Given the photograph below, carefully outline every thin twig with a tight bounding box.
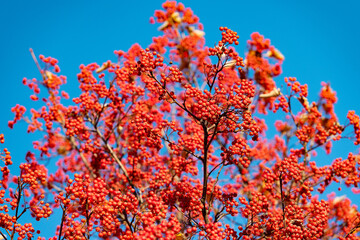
[58,204,67,240]
[279,173,286,229]
[29,48,44,79]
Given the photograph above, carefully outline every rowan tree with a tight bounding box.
[1,1,360,239]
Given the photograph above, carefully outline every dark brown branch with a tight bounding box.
[58,204,67,240]
[279,173,286,229]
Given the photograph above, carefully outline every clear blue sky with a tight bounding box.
[1,0,360,238]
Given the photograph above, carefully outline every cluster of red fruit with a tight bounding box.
[0,1,359,239]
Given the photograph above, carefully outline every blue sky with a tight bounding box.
[1,0,360,238]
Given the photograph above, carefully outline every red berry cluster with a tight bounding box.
[199,222,224,240]
[319,82,337,119]
[136,214,181,240]
[13,222,37,239]
[149,166,171,190]
[274,95,289,113]
[1,147,12,167]
[162,178,202,215]
[4,1,360,239]
[278,150,304,182]
[331,153,360,187]
[73,92,102,113]
[221,136,251,167]
[240,110,261,140]
[64,112,85,137]
[219,27,239,45]
[148,36,169,55]
[240,192,269,218]
[296,181,314,199]
[347,110,360,145]
[169,154,198,176]
[8,104,26,129]
[262,167,277,191]
[219,192,239,216]
[30,200,52,221]
[137,49,164,73]
[0,212,13,231]
[247,32,271,53]
[296,125,314,143]
[19,162,47,189]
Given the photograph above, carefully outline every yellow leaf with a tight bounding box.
[176,233,185,240]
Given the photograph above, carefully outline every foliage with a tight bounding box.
[1,1,360,239]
